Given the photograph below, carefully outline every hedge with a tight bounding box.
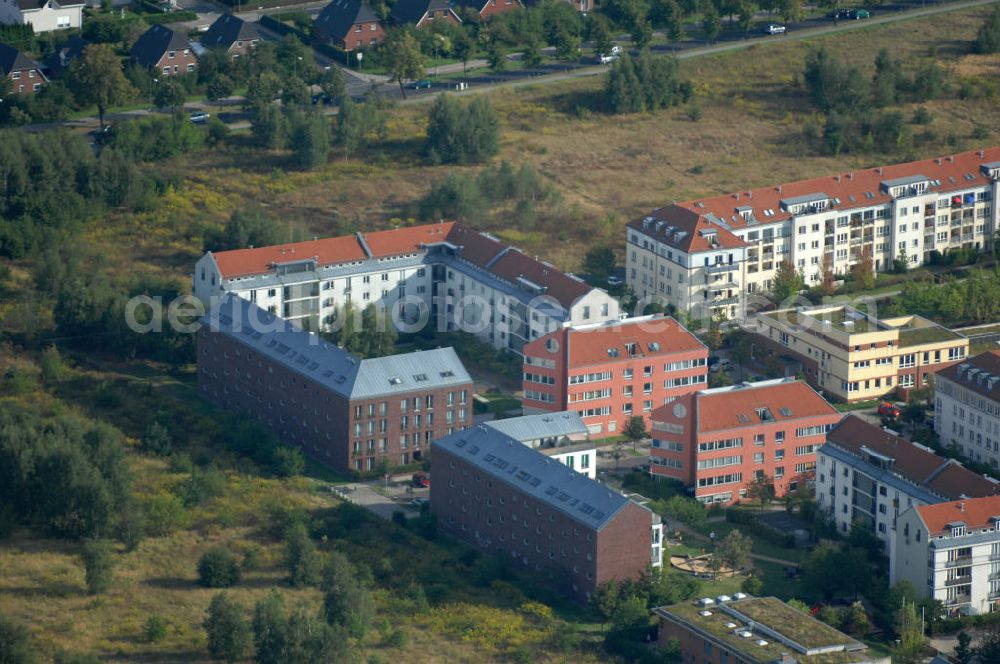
[258,14,308,40]
[144,11,198,24]
[725,509,796,548]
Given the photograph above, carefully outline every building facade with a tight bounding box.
[483,411,595,479]
[0,43,46,93]
[521,315,708,437]
[194,221,618,356]
[314,0,385,51]
[934,350,1000,469]
[750,305,968,403]
[431,424,662,601]
[199,14,262,59]
[892,496,1000,616]
[655,596,886,664]
[649,379,841,505]
[389,0,461,27]
[197,293,473,474]
[131,24,198,76]
[0,0,82,33]
[628,149,1000,319]
[816,416,1000,551]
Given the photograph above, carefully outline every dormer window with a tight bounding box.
[168,50,176,58]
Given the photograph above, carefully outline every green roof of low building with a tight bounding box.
[896,324,964,347]
[655,597,878,664]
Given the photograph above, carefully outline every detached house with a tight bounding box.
[0,0,83,33]
[314,0,384,52]
[200,14,262,59]
[0,42,46,94]
[452,0,521,20]
[131,24,197,76]
[42,34,86,78]
[390,0,460,28]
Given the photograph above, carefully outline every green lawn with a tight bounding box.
[692,520,805,563]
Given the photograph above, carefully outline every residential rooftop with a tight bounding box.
[761,307,964,346]
[433,425,655,531]
[483,411,588,443]
[936,350,1000,401]
[823,416,1000,501]
[202,293,471,399]
[656,597,873,663]
[916,495,1000,536]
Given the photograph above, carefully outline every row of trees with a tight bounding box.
[417,160,551,222]
[883,267,1000,326]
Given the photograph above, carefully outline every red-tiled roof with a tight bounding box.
[936,350,1000,402]
[674,148,1000,231]
[212,236,367,278]
[558,315,706,367]
[916,495,1000,535]
[692,380,839,433]
[826,416,1000,500]
[363,222,455,258]
[626,205,747,255]
[209,222,601,309]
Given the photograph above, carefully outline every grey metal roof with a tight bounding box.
[0,43,40,75]
[203,293,470,400]
[484,411,588,442]
[780,192,829,207]
[982,161,1000,171]
[390,0,454,23]
[315,0,380,41]
[817,443,945,506]
[200,14,262,51]
[434,425,641,531]
[881,174,929,188]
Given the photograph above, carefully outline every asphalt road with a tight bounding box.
[30,0,1000,134]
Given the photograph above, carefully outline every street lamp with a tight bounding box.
[356,50,363,71]
[149,77,158,106]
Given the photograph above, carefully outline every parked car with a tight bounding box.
[830,8,852,19]
[410,497,430,508]
[598,45,622,64]
[849,8,870,19]
[877,401,901,418]
[189,111,210,124]
[90,123,114,145]
[607,275,624,287]
[765,23,786,34]
[412,472,430,488]
[710,358,732,373]
[408,79,432,90]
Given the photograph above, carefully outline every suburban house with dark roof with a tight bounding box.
[431,424,662,601]
[0,42,46,93]
[198,293,473,474]
[751,304,968,403]
[628,148,1000,321]
[313,0,384,51]
[390,0,460,27]
[816,415,1000,551]
[42,34,86,77]
[934,350,1000,469]
[131,24,198,76]
[892,495,1000,616]
[650,378,841,505]
[0,0,82,33]
[193,221,619,356]
[199,14,262,59]
[452,0,521,19]
[522,314,708,437]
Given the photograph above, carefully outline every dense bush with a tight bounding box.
[974,5,1000,54]
[107,113,204,162]
[0,402,132,540]
[606,50,692,114]
[424,95,500,165]
[82,539,115,594]
[418,161,552,221]
[198,547,242,588]
[884,269,1000,326]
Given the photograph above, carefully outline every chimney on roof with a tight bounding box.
[748,191,752,200]
[960,501,965,512]
[979,150,985,158]
[735,192,740,200]
[876,167,883,175]
[835,175,841,182]
[777,185,782,194]
[948,155,954,163]
[936,158,942,165]
[848,172,854,181]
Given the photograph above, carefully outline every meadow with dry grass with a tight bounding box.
[2,6,999,662]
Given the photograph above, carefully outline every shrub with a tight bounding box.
[911,107,932,125]
[241,545,262,571]
[204,592,251,662]
[424,94,499,165]
[143,614,167,643]
[198,547,241,588]
[81,539,114,595]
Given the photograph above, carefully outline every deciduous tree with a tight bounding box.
[205,592,251,662]
[384,30,425,99]
[82,539,115,595]
[69,44,136,128]
[770,260,804,303]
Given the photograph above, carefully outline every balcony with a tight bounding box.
[945,594,972,606]
[706,263,740,274]
[945,556,973,568]
[710,296,741,307]
[945,575,972,586]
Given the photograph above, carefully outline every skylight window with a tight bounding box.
[413,373,428,382]
[440,370,455,378]
[388,376,402,385]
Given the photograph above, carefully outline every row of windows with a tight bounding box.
[698,472,743,488]
[524,372,555,385]
[697,455,741,470]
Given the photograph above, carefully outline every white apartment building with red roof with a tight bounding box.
[628,148,1000,320]
[650,378,842,505]
[892,495,1000,616]
[521,315,709,437]
[193,221,619,355]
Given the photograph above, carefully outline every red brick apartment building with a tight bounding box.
[522,315,709,437]
[198,293,473,474]
[431,424,663,601]
[649,379,842,505]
